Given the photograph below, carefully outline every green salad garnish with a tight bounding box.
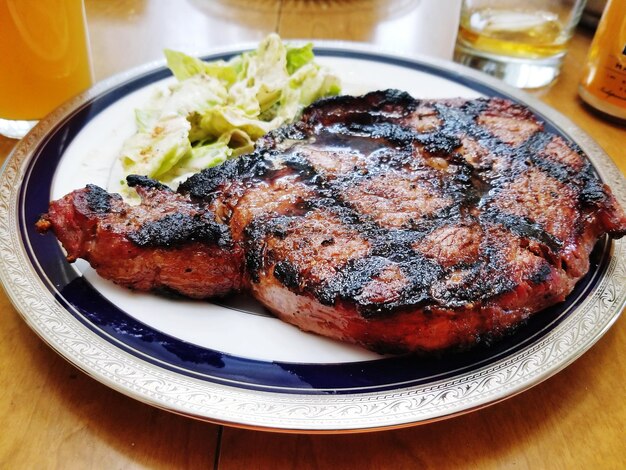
[119,33,341,190]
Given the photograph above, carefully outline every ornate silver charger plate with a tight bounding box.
[0,42,624,432]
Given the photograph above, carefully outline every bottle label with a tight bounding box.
[586,47,626,110]
[580,0,626,115]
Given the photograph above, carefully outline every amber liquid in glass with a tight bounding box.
[0,0,93,120]
[457,8,569,60]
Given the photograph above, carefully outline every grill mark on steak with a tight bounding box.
[85,184,118,214]
[233,94,620,317]
[481,208,563,253]
[128,212,231,248]
[232,135,467,313]
[135,93,616,310]
[37,89,626,353]
[127,174,171,191]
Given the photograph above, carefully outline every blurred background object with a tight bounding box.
[0,0,93,138]
[579,0,626,122]
[580,0,607,28]
[85,0,273,79]
[86,0,461,81]
[454,0,587,89]
[275,0,461,59]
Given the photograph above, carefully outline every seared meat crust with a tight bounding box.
[37,90,626,353]
[37,180,244,298]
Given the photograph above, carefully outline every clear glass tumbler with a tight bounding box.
[0,0,93,139]
[454,0,587,89]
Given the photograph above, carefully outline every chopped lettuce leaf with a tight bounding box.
[163,140,232,183]
[200,106,282,140]
[135,108,161,133]
[161,74,227,118]
[157,130,254,187]
[121,114,191,178]
[117,33,341,192]
[227,81,262,116]
[164,49,239,84]
[286,43,314,74]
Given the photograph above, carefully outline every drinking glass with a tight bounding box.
[0,0,93,139]
[454,0,587,88]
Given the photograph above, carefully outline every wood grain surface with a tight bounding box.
[0,1,624,469]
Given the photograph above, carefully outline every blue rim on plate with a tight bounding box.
[3,43,625,430]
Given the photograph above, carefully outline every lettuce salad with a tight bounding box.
[119,34,341,190]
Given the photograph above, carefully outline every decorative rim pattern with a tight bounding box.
[0,42,624,432]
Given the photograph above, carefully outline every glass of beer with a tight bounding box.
[0,0,93,139]
[454,0,587,88]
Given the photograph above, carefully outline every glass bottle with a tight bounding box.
[578,0,626,121]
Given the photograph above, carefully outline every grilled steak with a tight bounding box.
[37,89,626,354]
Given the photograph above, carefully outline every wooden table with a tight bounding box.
[1,1,624,468]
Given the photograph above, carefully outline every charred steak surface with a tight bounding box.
[37,90,626,354]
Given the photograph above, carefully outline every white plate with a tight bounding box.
[1,42,624,432]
